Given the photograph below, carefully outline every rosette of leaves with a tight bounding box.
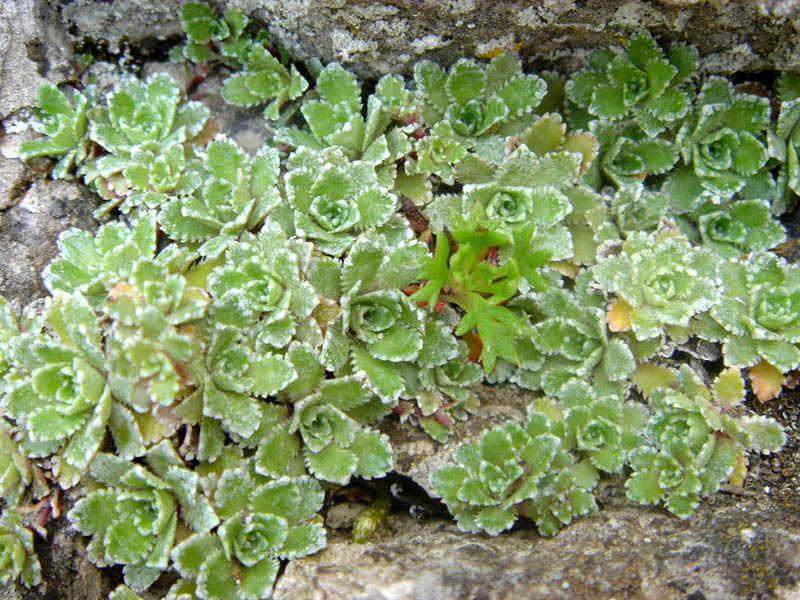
[510,287,636,397]
[68,442,218,592]
[431,410,597,536]
[171,2,251,64]
[314,234,428,403]
[773,72,800,214]
[592,226,719,342]
[207,220,319,350]
[626,364,785,516]
[0,509,41,588]
[546,379,646,473]
[81,73,209,214]
[595,124,679,189]
[172,474,325,600]
[407,53,547,185]
[103,256,208,413]
[606,184,670,239]
[238,343,392,485]
[394,336,483,442]
[414,52,546,143]
[219,42,308,120]
[281,147,399,256]
[18,82,94,179]
[411,226,546,373]
[691,199,785,258]
[276,64,414,177]
[694,252,800,400]
[566,32,698,134]
[516,112,598,176]
[673,76,771,198]
[2,292,112,487]
[43,211,163,309]
[160,136,281,252]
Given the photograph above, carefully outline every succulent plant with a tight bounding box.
[81,73,209,214]
[627,364,785,517]
[281,147,399,257]
[68,442,217,592]
[159,136,281,250]
[0,508,41,588]
[592,225,719,343]
[566,32,698,135]
[431,409,596,536]
[7,7,798,592]
[18,83,94,179]
[694,252,800,399]
[172,470,324,600]
[673,76,771,199]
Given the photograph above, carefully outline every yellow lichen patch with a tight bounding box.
[606,297,632,332]
[748,360,786,402]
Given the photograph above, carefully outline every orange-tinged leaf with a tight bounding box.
[630,362,676,397]
[748,360,786,402]
[606,298,632,332]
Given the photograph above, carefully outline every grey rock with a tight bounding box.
[0,178,96,311]
[276,502,800,600]
[57,0,184,54]
[0,0,72,119]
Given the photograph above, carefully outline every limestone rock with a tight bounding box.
[276,502,800,600]
[0,178,96,311]
[0,0,72,119]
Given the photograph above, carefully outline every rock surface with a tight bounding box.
[50,0,800,77]
[0,0,72,119]
[275,501,800,600]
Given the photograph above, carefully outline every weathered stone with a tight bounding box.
[0,0,72,119]
[0,178,96,311]
[58,0,184,54]
[276,502,800,600]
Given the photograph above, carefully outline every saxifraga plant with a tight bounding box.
[3,6,793,595]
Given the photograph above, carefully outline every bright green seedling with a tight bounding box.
[673,76,771,199]
[172,473,325,600]
[0,509,41,588]
[694,252,800,400]
[412,226,546,373]
[592,225,719,343]
[566,32,698,134]
[19,83,94,179]
[81,73,209,215]
[627,364,785,517]
[431,410,597,536]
